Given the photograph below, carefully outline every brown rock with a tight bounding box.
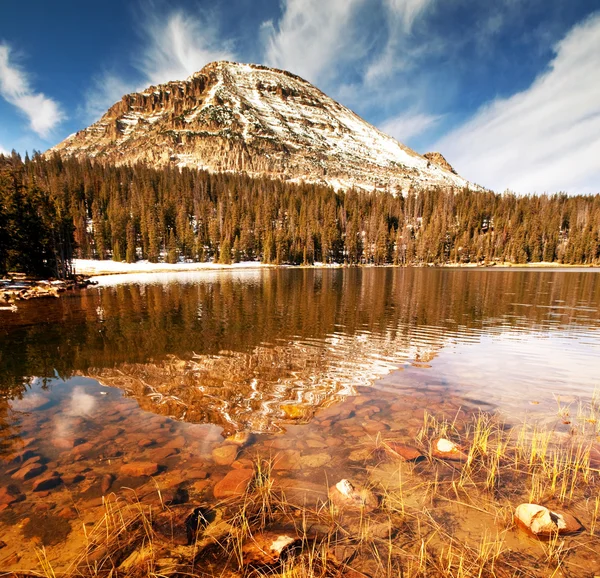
[101,473,115,494]
[213,469,254,499]
[212,444,238,466]
[58,506,78,520]
[382,442,424,462]
[300,453,331,468]
[272,450,302,470]
[232,458,254,470]
[362,421,389,434]
[150,448,176,461]
[54,437,77,450]
[120,462,159,477]
[72,441,95,455]
[62,473,85,485]
[0,485,24,505]
[191,480,209,493]
[32,475,63,492]
[6,449,36,464]
[11,462,46,481]
[165,435,186,449]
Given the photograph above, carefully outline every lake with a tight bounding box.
[1,267,600,573]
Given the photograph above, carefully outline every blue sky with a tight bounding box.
[1,0,599,194]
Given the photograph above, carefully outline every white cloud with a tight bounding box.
[365,0,434,82]
[436,12,600,194]
[0,43,65,138]
[262,0,366,85]
[0,144,7,156]
[380,110,441,141]
[84,9,234,121]
[136,10,234,85]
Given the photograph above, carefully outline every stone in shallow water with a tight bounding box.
[272,450,302,470]
[212,444,238,466]
[11,462,46,481]
[226,431,252,446]
[213,468,254,499]
[329,479,378,512]
[432,438,468,461]
[514,503,582,536]
[382,442,424,462]
[242,531,300,565]
[119,462,159,476]
[32,474,63,492]
[101,473,115,494]
[300,452,331,468]
[165,435,186,449]
[0,485,24,505]
[348,448,373,462]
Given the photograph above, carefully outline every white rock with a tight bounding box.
[436,439,458,453]
[515,503,582,536]
[336,479,355,497]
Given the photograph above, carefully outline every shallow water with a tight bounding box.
[1,268,600,570]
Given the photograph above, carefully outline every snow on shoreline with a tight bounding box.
[74,259,270,276]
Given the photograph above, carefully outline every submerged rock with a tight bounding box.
[431,438,468,461]
[242,531,301,565]
[329,479,378,511]
[120,461,159,476]
[515,503,582,536]
[0,485,24,505]
[32,474,63,492]
[11,462,46,481]
[213,468,254,499]
[212,444,238,466]
[382,441,424,462]
[226,431,253,447]
[101,473,115,494]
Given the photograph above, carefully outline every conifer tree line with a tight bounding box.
[0,153,74,277]
[1,150,600,275]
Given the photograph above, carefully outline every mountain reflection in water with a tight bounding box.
[1,268,600,433]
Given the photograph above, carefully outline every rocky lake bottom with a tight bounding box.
[1,268,600,576]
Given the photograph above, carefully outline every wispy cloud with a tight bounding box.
[261,0,367,85]
[365,0,434,82]
[84,9,234,122]
[436,12,600,194]
[0,43,65,138]
[380,110,441,141]
[0,144,8,156]
[136,10,234,86]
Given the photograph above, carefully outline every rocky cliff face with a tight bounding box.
[423,152,457,175]
[50,61,472,193]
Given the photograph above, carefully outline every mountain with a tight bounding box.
[49,61,473,193]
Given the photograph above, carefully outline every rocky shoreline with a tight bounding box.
[0,273,96,306]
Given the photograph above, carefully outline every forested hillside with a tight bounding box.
[1,151,599,274]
